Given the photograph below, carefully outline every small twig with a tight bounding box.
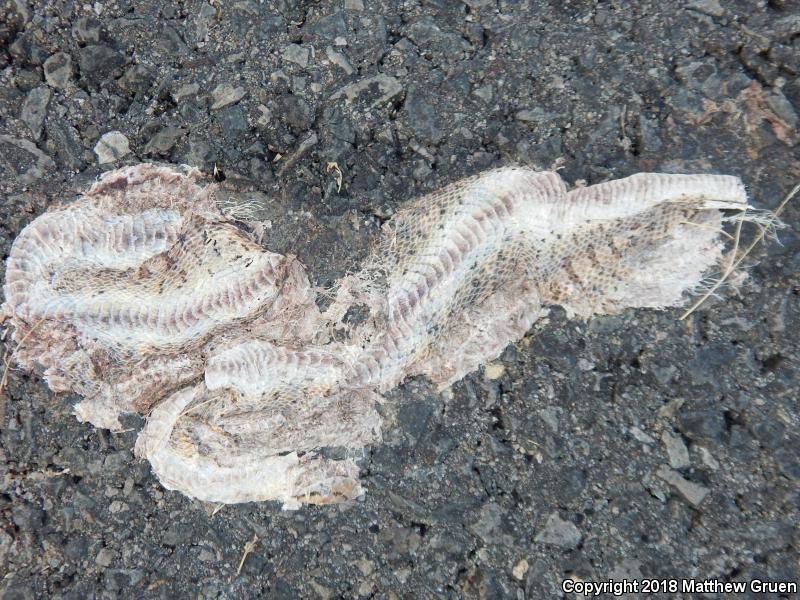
[680,182,799,320]
[8,467,71,481]
[0,353,10,396]
[236,534,259,575]
[1,315,47,423]
[1,316,47,395]
[13,316,48,348]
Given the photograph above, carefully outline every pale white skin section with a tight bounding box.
[5,201,286,351]
[2,164,320,430]
[4,165,752,506]
[205,341,345,397]
[135,381,379,507]
[562,172,747,223]
[135,385,319,508]
[556,173,748,313]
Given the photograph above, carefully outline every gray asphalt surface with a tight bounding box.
[0,1,798,598]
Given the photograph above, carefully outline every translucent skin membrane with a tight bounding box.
[3,164,750,508]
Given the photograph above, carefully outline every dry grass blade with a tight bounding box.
[1,316,47,424]
[0,316,47,395]
[680,182,800,320]
[236,534,259,575]
[0,351,10,397]
[680,220,736,241]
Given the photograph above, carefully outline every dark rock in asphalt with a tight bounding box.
[78,45,126,86]
[0,1,798,598]
[403,85,444,145]
[72,16,103,45]
[277,95,315,132]
[20,86,51,140]
[116,64,155,97]
[43,52,74,89]
[534,513,582,549]
[44,120,86,171]
[143,126,185,156]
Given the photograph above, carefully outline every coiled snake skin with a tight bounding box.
[2,163,751,508]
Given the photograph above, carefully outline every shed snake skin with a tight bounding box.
[2,163,752,507]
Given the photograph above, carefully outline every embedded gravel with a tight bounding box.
[1,1,798,598]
